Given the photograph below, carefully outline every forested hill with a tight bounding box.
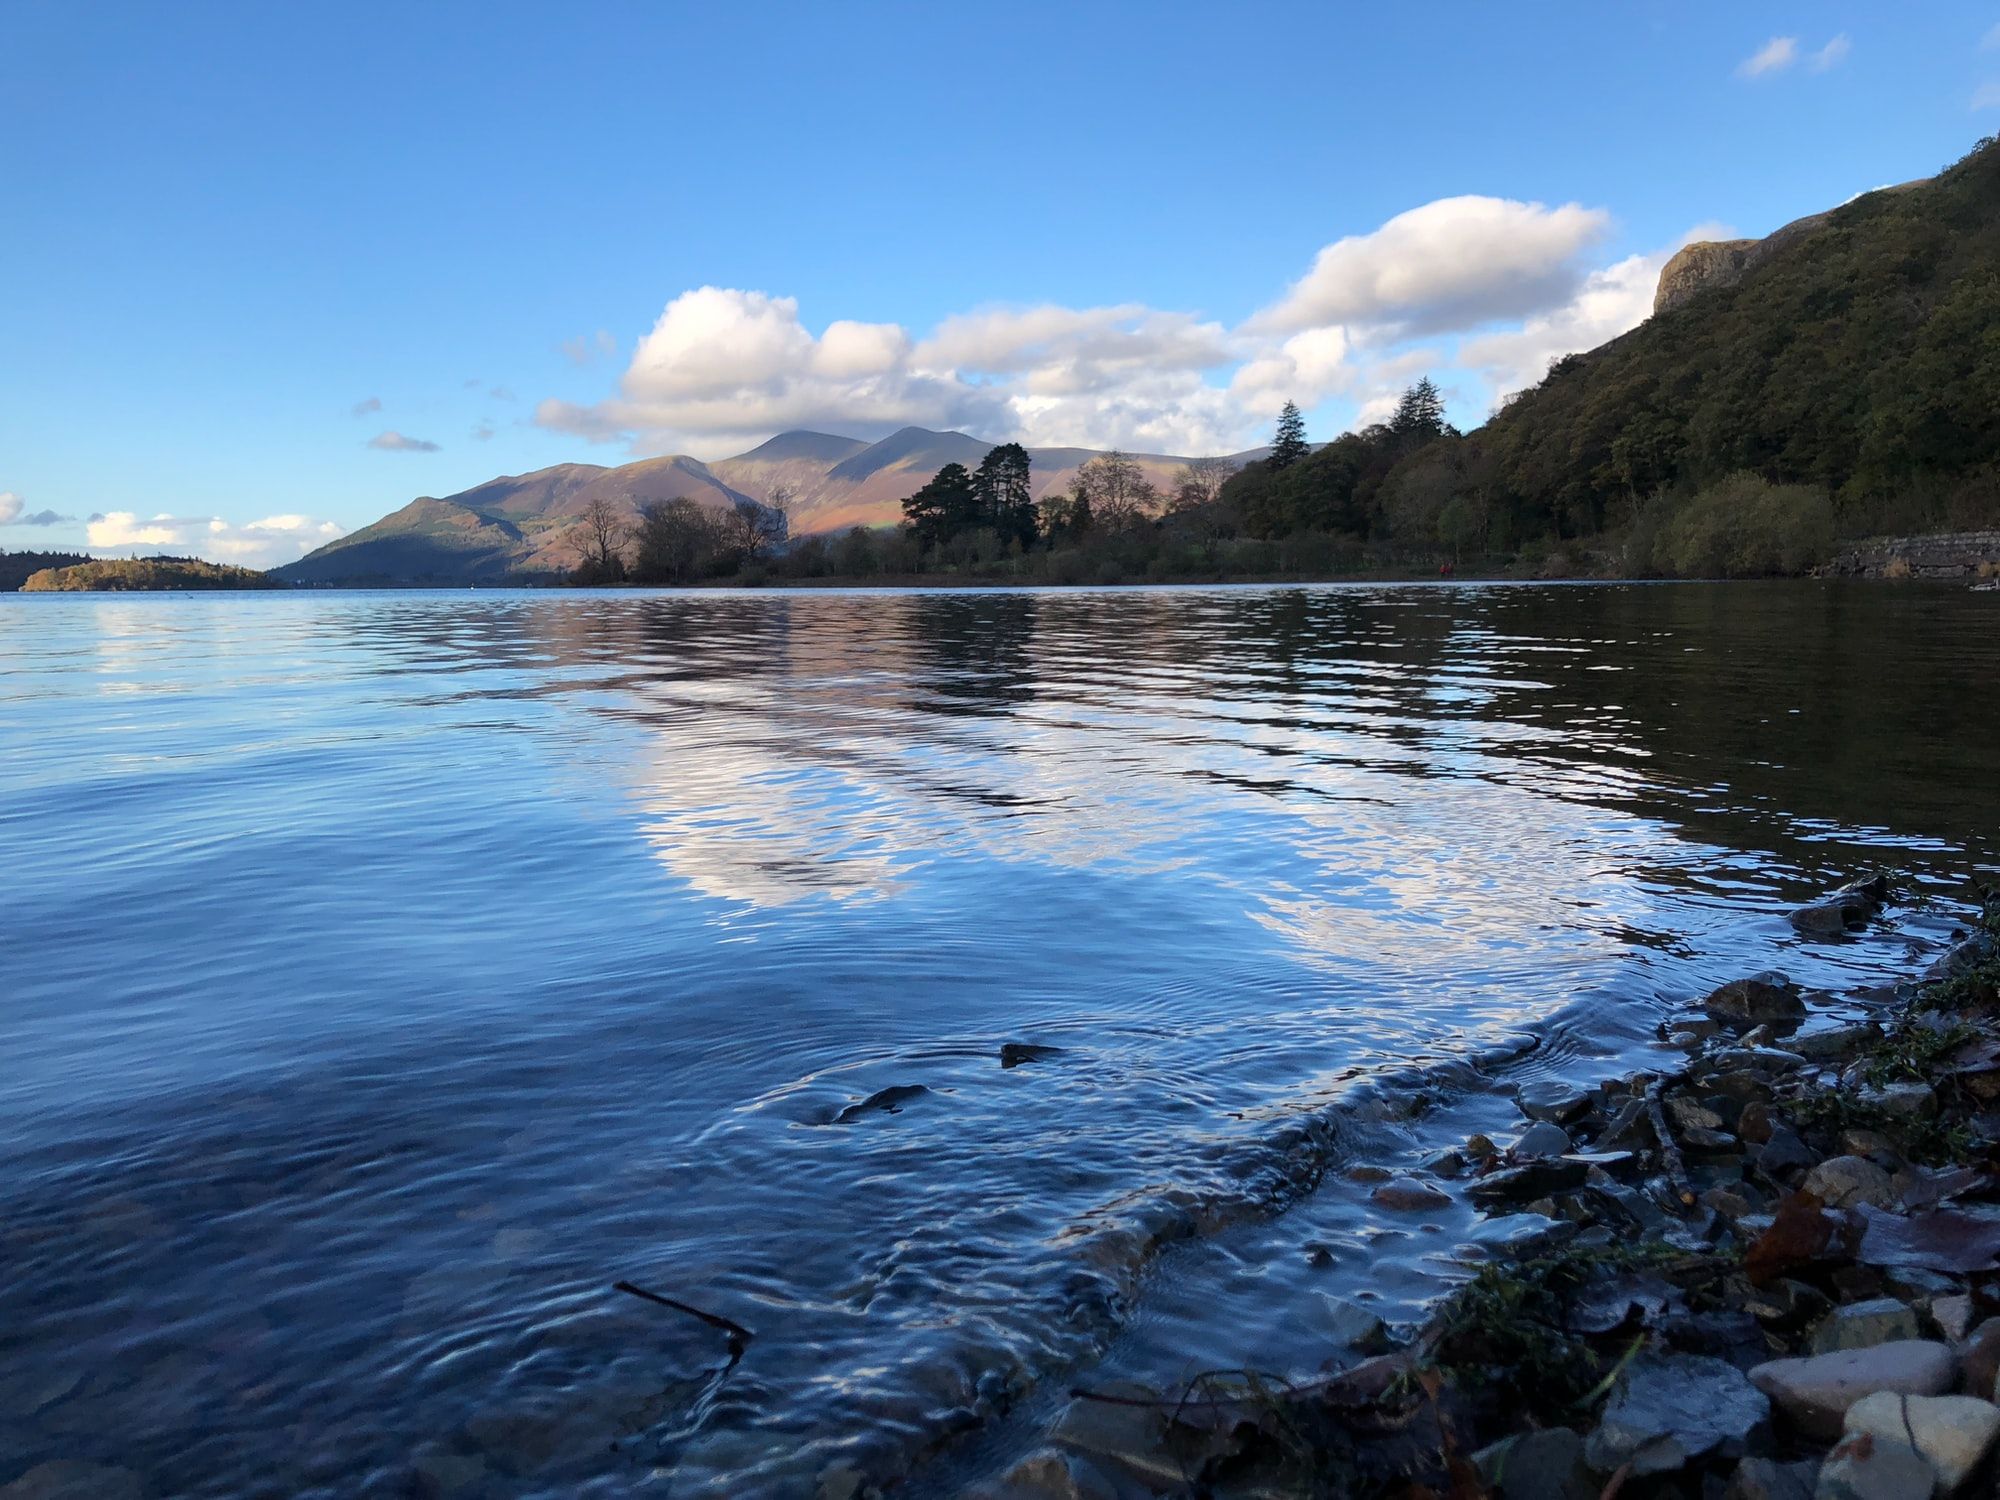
[1481,135,2000,544]
[19,557,285,592]
[0,551,89,591]
[1214,136,2000,578]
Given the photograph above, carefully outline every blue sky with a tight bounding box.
[4,1,1998,564]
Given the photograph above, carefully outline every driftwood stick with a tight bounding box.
[1644,1078,1696,1210]
[614,1279,755,1350]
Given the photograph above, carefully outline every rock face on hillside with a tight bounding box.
[1652,239,1762,315]
[1653,179,1931,315]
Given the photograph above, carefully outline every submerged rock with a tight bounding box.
[1750,1340,1958,1439]
[999,1043,1065,1069]
[1468,1158,1589,1206]
[1371,1176,1451,1211]
[834,1085,930,1122]
[1584,1351,1769,1475]
[1843,1391,2000,1491]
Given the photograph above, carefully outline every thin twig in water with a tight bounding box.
[614,1279,755,1360]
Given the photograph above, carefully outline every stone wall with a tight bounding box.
[1826,530,2000,579]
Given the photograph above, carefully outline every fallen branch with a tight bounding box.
[1644,1077,1696,1210]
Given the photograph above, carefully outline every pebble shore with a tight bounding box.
[971,877,2000,1500]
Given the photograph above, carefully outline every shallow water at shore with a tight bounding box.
[1,581,1995,1496]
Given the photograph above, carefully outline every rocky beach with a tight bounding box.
[976,878,2000,1500]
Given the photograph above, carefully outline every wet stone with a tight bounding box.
[1856,1082,1935,1120]
[1757,1125,1818,1178]
[1802,1156,1899,1210]
[1705,976,1807,1029]
[1514,1121,1573,1157]
[1316,1295,1389,1351]
[1792,1024,1884,1063]
[1739,1099,1776,1144]
[1468,1158,1590,1206]
[1668,1096,1725,1131]
[1462,1213,1579,1259]
[1843,1391,2000,1491]
[1958,1317,2000,1400]
[1747,1278,1834,1333]
[1584,1351,1769,1476]
[992,1449,1117,1500]
[1809,1298,1921,1354]
[1750,1340,1958,1440]
[1516,1079,1594,1124]
[1815,1433,1936,1500]
[1370,1175,1451,1211]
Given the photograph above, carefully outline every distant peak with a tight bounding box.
[730,430,868,463]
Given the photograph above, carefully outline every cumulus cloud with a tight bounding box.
[87,512,344,569]
[1738,36,1799,77]
[1250,196,1611,336]
[1808,34,1851,71]
[1457,222,1728,406]
[350,396,382,417]
[538,189,1682,457]
[367,430,441,453]
[0,491,23,523]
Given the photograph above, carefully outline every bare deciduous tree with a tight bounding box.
[1074,451,1159,533]
[572,495,630,582]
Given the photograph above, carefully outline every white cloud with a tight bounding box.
[367,430,441,453]
[1977,80,2000,111]
[1457,222,1728,406]
[0,491,72,526]
[87,512,344,569]
[1808,34,1851,71]
[1251,196,1610,336]
[1738,36,1799,77]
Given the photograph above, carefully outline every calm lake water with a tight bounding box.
[1,582,1995,1498]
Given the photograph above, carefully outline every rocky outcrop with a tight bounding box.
[1654,239,1763,315]
[1653,179,1930,316]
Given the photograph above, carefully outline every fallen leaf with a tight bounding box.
[1745,1191,1850,1286]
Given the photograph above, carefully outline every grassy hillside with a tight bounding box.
[20,556,286,591]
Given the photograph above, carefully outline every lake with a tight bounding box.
[1,582,1994,1498]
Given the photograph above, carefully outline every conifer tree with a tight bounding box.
[1270,401,1308,470]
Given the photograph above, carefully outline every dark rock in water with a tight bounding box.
[1371,1175,1452,1211]
[1468,1158,1589,1206]
[834,1085,930,1122]
[1789,875,1891,936]
[1513,1121,1574,1157]
[1584,1351,1769,1475]
[1515,1078,1594,1124]
[1460,1213,1579,1259]
[1000,1042,1066,1069]
[1705,975,1806,1028]
[1473,1426,1596,1500]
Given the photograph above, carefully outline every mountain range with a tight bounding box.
[277,429,1257,585]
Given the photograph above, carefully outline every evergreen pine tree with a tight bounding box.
[1390,378,1447,440]
[1269,401,1308,470]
